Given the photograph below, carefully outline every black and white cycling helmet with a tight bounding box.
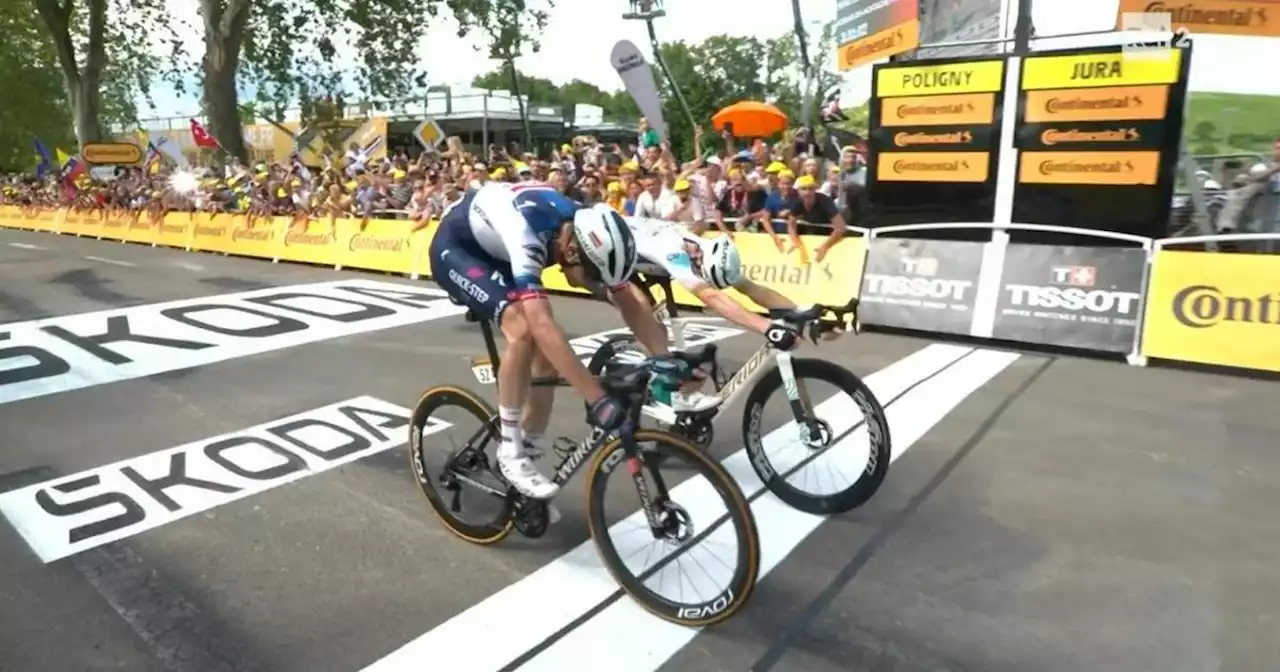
[701,234,742,289]
[572,204,638,287]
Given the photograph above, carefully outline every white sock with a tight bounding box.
[498,406,522,460]
[524,430,544,448]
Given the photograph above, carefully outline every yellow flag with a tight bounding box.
[55,148,74,167]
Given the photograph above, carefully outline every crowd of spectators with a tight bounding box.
[0,118,870,256]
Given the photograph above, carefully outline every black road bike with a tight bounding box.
[409,303,761,627]
[586,273,892,515]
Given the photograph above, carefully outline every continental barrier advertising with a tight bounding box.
[869,56,1008,227]
[834,0,921,72]
[994,245,1147,352]
[1014,46,1192,239]
[1141,250,1280,373]
[859,238,985,335]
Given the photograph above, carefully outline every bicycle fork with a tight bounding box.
[775,352,826,446]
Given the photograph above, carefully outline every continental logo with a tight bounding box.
[232,226,271,242]
[1171,285,1279,328]
[838,20,920,72]
[1025,84,1169,122]
[348,234,405,253]
[1018,150,1161,185]
[194,225,226,237]
[881,92,996,126]
[1041,128,1140,145]
[284,230,333,246]
[81,142,142,165]
[878,151,990,183]
[894,130,973,147]
[1117,0,1279,37]
[743,262,832,285]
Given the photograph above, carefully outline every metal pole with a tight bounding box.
[645,19,697,134]
[1013,0,1034,55]
[482,94,489,151]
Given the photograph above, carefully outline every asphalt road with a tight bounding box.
[0,227,1276,672]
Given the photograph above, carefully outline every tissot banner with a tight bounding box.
[859,238,985,335]
[993,244,1147,352]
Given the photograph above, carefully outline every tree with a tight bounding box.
[0,0,74,169]
[451,0,553,150]
[29,0,177,144]
[471,69,639,121]
[205,0,436,163]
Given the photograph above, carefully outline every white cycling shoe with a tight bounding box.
[498,454,560,499]
[500,445,562,525]
[673,391,723,414]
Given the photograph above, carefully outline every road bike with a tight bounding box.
[408,301,761,627]
[585,272,892,515]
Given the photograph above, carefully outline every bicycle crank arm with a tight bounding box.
[451,473,508,499]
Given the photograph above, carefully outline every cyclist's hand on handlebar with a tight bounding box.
[765,321,801,350]
[586,395,628,431]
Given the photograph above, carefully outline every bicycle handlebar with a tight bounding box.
[767,297,861,342]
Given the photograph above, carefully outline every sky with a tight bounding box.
[139,0,1280,120]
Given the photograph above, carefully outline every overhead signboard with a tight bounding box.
[834,0,921,71]
[1114,0,1280,38]
[1020,49,1183,90]
[81,142,143,165]
[1011,45,1192,238]
[870,57,1006,187]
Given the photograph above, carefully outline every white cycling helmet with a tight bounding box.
[702,234,742,289]
[572,204,638,287]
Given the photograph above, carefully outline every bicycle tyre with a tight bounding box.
[585,334,644,376]
[741,358,891,515]
[409,385,514,544]
[584,428,760,627]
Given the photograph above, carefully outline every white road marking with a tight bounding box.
[171,261,205,272]
[8,242,46,250]
[518,348,1021,671]
[361,343,997,672]
[84,255,136,267]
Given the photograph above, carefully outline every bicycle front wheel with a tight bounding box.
[584,429,760,627]
[742,357,892,515]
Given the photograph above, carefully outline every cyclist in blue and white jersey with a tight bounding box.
[430,182,668,499]
[621,216,804,412]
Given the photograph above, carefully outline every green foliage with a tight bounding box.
[0,0,74,168]
[1185,92,1279,155]
[471,70,640,121]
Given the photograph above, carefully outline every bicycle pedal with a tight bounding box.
[512,498,550,539]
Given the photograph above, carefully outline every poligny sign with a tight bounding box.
[0,396,445,562]
[0,279,466,406]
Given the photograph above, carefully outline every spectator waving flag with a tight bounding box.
[189,119,219,149]
[33,138,55,178]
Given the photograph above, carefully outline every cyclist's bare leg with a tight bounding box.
[495,304,559,499]
[523,347,556,442]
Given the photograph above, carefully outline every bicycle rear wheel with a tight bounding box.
[742,358,891,515]
[409,385,514,544]
[584,429,760,627]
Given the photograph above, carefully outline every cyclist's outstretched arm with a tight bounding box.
[734,278,797,311]
[690,283,773,335]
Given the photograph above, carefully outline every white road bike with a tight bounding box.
[585,278,892,516]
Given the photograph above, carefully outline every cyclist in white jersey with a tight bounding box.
[623,216,802,411]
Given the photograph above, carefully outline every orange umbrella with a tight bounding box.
[712,101,788,138]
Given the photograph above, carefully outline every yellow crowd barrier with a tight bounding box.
[1141,248,1280,374]
[0,206,861,317]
